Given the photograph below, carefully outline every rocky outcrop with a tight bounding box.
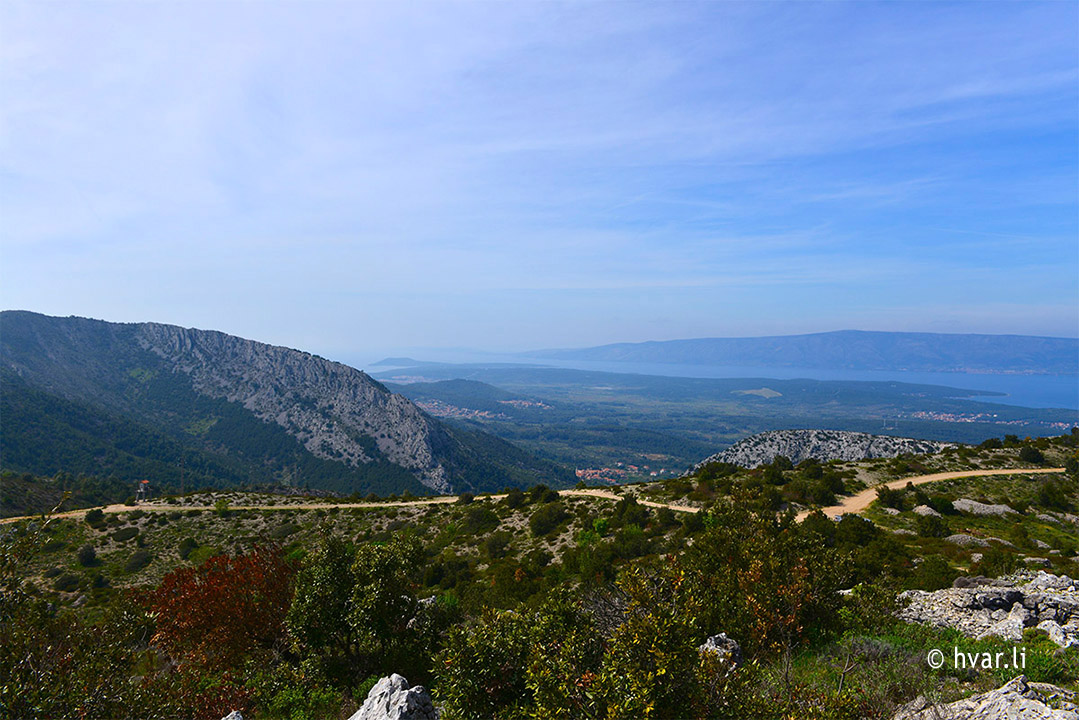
[944,534,990,548]
[893,676,1078,720]
[953,498,1017,516]
[348,674,438,720]
[693,429,953,469]
[899,572,1079,648]
[136,323,453,492]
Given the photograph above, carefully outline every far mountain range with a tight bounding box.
[529,330,1078,375]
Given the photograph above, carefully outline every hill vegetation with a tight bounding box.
[3,431,1076,718]
[0,312,571,498]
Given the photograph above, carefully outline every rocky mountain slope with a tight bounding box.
[0,311,570,495]
[693,429,954,469]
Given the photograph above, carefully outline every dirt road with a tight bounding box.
[793,467,1065,522]
[1,467,1062,525]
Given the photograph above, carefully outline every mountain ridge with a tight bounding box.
[0,311,570,495]
[530,330,1079,375]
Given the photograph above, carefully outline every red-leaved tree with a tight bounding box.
[142,545,295,672]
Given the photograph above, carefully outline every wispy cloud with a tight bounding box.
[1,1,1075,352]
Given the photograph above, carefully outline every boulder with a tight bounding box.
[699,633,742,668]
[977,602,1030,642]
[349,674,439,720]
[1038,620,1079,650]
[892,675,1079,720]
[953,498,1017,516]
[912,505,941,517]
[945,533,989,548]
[220,713,242,720]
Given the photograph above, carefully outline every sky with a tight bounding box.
[2,1,1077,363]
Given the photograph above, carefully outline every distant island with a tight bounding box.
[529,330,1079,375]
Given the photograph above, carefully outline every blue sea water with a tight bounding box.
[518,359,1079,411]
[362,350,1078,411]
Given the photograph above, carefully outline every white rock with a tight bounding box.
[220,713,242,720]
[946,533,989,547]
[892,675,1079,720]
[349,674,438,720]
[953,498,1017,516]
[1038,620,1079,649]
[913,505,941,517]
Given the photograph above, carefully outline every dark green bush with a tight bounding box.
[52,572,80,592]
[77,544,97,566]
[271,523,301,539]
[1019,446,1045,464]
[915,514,950,538]
[124,550,153,573]
[111,527,138,542]
[178,537,198,560]
[84,508,105,527]
[529,502,569,537]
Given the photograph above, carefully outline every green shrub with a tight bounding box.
[1019,446,1045,464]
[77,544,97,566]
[111,527,138,543]
[462,506,499,535]
[909,555,957,590]
[52,572,80,592]
[124,550,153,573]
[271,523,301,539]
[484,532,512,559]
[84,508,105,527]
[178,537,198,560]
[529,502,569,537]
[915,514,950,538]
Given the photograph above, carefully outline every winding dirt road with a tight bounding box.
[1,467,1063,525]
[793,467,1065,522]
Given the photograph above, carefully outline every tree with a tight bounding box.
[285,534,356,683]
[142,545,294,672]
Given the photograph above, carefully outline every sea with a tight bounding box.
[357,349,1079,411]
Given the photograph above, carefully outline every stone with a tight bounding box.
[1038,620,1079,649]
[945,533,989,547]
[220,713,242,720]
[953,498,1017,516]
[698,633,743,669]
[892,676,1079,720]
[970,553,983,565]
[883,507,901,516]
[977,602,1030,642]
[349,674,439,720]
[912,505,941,517]
[900,572,1079,650]
[892,528,916,536]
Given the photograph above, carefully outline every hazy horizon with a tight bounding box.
[2,2,1076,358]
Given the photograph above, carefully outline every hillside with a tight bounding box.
[695,429,955,469]
[0,311,570,498]
[532,330,1079,374]
[4,433,1077,719]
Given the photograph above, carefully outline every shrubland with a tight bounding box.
[1,430,1076,718]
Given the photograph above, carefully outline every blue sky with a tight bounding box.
[1,1,1076,361]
